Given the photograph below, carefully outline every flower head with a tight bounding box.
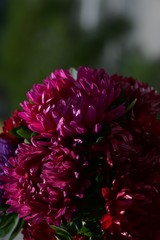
[3,139,89,225]
[19,67,124,138]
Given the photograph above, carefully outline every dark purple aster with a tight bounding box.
[0,134,16,203]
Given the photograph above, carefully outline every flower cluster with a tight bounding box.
[0,67,160,240]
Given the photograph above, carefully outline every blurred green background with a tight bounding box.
[0,0,160,120]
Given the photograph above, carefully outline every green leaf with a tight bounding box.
[24,139,30,144]
[157,112,160,120]
[0,213,17,230]
[0,204,9,211]
[55,237,61,240]
[96,136,104,143]
[9,218,24,240]
[50,225,72,240]
[69,68,77,80]
[126,98,137,112]
[66,220,79,235]
[10,127,21,138]
[16,127,32,139]
[78,226,93,237]
[10,126,33,139]
[0,214,17,237]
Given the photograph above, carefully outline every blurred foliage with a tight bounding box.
[0,0,160,119]
[0,0,130,117]
[118,51,160,91]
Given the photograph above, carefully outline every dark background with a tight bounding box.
[0,0,160,120]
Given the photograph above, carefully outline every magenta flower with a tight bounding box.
[19,67,125,138]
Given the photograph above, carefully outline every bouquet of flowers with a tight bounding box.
[0,67,160,240]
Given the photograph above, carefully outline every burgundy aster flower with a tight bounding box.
[101,171,160,240]
[97,122,160,239]
[112,75,160,116]
[3,110,25,138]
[112,75,160,140]
[3,138,89,225]
[88,75,160,240]
[0,134,16,203]
[22,221,56,240]
[19,67,125,138]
